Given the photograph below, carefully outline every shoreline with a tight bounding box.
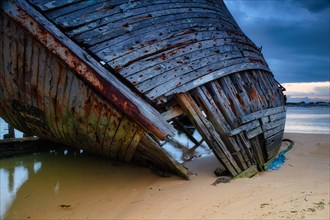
[1,132,329,219]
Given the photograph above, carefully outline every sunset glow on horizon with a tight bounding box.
[282,81,330,102]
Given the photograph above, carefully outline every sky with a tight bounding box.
[224,0,330,102]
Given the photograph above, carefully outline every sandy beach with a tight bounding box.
[2,132,329,219]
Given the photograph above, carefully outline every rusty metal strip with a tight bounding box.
[0,0,175,139]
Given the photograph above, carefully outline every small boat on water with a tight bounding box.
[0,0,286,179]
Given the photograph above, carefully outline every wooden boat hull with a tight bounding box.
[0,5,188,178]
[0,0,287,178]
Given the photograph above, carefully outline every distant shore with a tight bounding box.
[3,132,329,219]
[286,102,330,107]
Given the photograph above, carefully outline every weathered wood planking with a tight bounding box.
[26,0,270,102]
[1,0,287,178]
[2,0,175,140]
[174,69,286,176]
[0,9,189,179]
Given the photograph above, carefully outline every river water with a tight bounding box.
[0,106,329,218]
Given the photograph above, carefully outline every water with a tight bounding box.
[285,107,330,134]
[0,106,329,218]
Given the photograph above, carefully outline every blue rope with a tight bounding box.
[266,139,294,171]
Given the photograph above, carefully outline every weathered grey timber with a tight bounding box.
[0,0,188,179]
[0,0,287,179]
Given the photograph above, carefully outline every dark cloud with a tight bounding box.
[224,0,330,83]
[292,0,330,13]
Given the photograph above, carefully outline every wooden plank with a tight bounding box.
[265,131,284,152]
[232,135,252,167]
[46,0,108,19]
[241,106,285,124]
[241,71,268,110]
[109,116,131,159]
[54,64,69,144]
[176,93,240,176]
[43,49,58,141]
[0,14,11,122]
[261,116,270,124]
[116,120,139,161]
[2,0,175,139]
[164,62,269,99]
[2,17,23,130]
[66,76,86,146]
[30,39,39,108]
[49,56,66,143]
[246,126,263,139]
[148,58,264,100]
[61,67,74,145]
[136,50,242,94]
[209,80,238,127]
[31,0,82,12]
[23,27,33,107]
[65,1,234,38]
[102,107,124,158]
[124,128,145,162]
[194,86,248,169]
[228,120,260,136]
[217,76,245,117]
[269,111,286,122]
[229,73,255,113]
[194,86,230,134]
[50,56,66,142]
[262,118,286,132]
[121,44,238,86]
[36,45,46,111]
[96,17,243,64]
[264,124,285,139]
[161,105,184,121]
[16,24,26,103]
[249,136,265,166]
[83,14,232,49]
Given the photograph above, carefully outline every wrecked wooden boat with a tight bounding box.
[0,0,286,178]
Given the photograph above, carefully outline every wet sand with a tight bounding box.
[2,133,329,219]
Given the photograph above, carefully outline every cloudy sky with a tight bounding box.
[224,0,330,102]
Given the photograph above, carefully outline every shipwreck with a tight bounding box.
[0,0,287,179]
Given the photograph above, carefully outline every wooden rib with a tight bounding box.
[161,105,184,121]
[102,108,123,158]
[2,18,21,129]
[0,14,11,122]
[23,28,33,108]
[124,128,145,162]
[241,106,285,124]
[61,67,74,145]
[36,45,46,114]
[176,92,240,176]
[43,48,58,141]
[116,120,139,161]
[193,86,249,169]
[54,64,68,144]
[30,40,39,108]
[47,55,62,141]
[109,116,130,159]
[208,80,238,127]
[16,23,25,103]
